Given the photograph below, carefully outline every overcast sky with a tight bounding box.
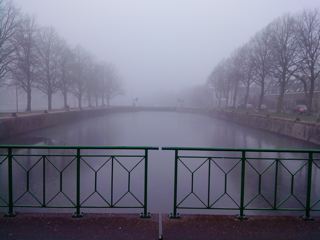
[13,0,320,104]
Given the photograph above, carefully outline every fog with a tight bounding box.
[0,0,315,108]
[2,1,320,219]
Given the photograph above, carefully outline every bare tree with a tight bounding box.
[183,84,212,108]
[70,46,91,109]
[208,64,223,107]
[227,54,242,108]
[208,59,233,107]
[251,27,273,110]
[0,0,17,85]
[101,63,122,106]
[269,15,299,113]
[56,40,73,109]
[3,0,121,112]
[208,72,223,107]
[91,63,105,107]
[238,44,255,107]
[35,27,61,110]
[11,15,37,111]
[294,9,320,113]
[207,10,320,114]
[84,59,95,108]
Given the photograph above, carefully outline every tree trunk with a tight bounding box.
[63,91,68,109]
[48,91,52,111]
[78,94,82,109]
[26,87,32,112]
[88,94,92,108]
[244,82,250,107]
[232,80,239,108]
[258,79,265,111]
[276,81,285,113]
[307,77,315,114]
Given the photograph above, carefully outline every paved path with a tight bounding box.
[0,214,157,240]
[0,214,319,240]
[164,215,320,240]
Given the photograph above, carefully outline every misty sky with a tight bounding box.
[13,0,320,104]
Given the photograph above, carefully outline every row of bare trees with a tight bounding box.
[208,9,320,114]
[0,0,122,111]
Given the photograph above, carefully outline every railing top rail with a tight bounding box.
[0,145,318,152]
[162,146,320,153]
[0,145,159,150]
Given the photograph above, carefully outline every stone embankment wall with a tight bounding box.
[210,110,320,146]
[0,106,197,140]
[0,107,136,140]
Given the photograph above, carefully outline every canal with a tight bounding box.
[0,111,319,215]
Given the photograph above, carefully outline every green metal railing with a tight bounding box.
[1,145,320,219]
[0,145,158,217]
[163,147,320,219]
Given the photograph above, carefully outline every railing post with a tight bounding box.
[141,149,150,218]
[42,155,46,207]
[110,156,114,207]
[207,158,211,208]
[170,150,180,218]
[5,148,15,217]
[303,152,313,221]
[273,158,279,210]
[237,150,247,220]
[73,148,83,218]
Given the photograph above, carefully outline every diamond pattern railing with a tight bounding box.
[1,145,319,219]
[163,147,320,219]
[0,155,8,206]
[0,145,158,218]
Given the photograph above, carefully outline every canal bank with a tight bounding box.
[209,110,320,146]
[0,106,204,140]
[0,107,141,140]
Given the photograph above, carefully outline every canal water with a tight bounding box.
[0,111,319,215]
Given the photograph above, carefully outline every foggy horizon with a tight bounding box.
[5,0,318,107]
